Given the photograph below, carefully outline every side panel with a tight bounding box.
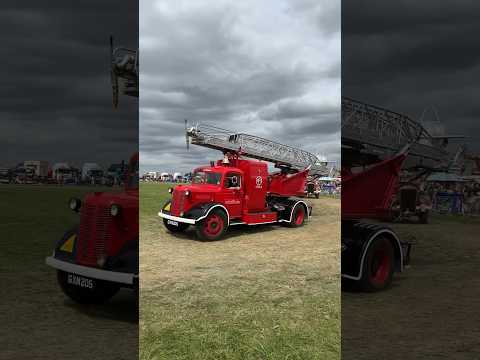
[243,212,277,224]
[239,161,269,212]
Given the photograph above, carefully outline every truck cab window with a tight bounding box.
[225,173,241,189]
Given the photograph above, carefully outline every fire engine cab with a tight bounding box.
[158,124,328,240]
[45,153,139,303]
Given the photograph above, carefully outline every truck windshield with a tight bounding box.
[192,171,221,185]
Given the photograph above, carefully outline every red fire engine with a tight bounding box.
[158,123,328,240]
[45,153,139,303]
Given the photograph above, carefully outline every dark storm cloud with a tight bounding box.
[0,1,138,168]
[343,0,480,155]
[140,0,340,174]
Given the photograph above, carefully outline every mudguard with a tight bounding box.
[51,227,138,283]
[160,200,230,225]
[103,239,138,276]
[53,226,79,263]
[341,221,408,280]
[269,197,311,222]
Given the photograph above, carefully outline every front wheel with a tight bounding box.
[196,209,227,241]
[359,237,395,292]
[57,270,120,304]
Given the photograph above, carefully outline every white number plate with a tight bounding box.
[67,273,94,289]
[167,220,179,226]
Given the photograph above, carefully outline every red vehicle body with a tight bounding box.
[159,155,311,240]
[341,151,412,291]
[45,153,139,303]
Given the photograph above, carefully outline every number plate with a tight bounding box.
[167,219,179,226]
[67,273,95,289]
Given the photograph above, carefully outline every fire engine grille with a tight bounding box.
[171,190,185,216]
[77,204,111,266]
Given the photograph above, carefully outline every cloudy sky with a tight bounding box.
[140,0,340,174]
[0,1,138,168]
[343,0,480,157]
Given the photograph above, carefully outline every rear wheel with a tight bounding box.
[163,219,190,233]
[359,237,395,292]
[196,209,227,241]
[287,204,306,228]
[57,270,120,304]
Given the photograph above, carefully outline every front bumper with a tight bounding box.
[45,256,136,285]
[158,210,196,224]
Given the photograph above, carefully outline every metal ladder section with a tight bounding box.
[187,123,328,176]
[342,97,448,162]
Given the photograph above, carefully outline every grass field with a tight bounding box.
[140,182,340,360]
[0,184,138,360]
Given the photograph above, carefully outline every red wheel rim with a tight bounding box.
[369,246,391,285]
[204,214,224,237]
[295,207,305,225]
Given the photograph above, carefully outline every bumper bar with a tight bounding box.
[158,211,196,224]
[45,256,136,285]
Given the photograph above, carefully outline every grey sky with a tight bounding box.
[342,0,480,157]
[0,1,138,169]
[140,0,340,174]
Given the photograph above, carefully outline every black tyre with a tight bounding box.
[359,237,395,292]
[286,204,307,228]
[57,270,120,304]
[315,193,320,199]
[196,209,227,241]
[163,219,190,233]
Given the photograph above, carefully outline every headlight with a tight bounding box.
[168,187,173,194]
[110,204,121,216]
[69,198,81,212]
[185,190,190,196]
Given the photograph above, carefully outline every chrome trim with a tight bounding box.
[45,256,136,285]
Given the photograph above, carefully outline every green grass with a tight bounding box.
[140,182,170,220]
[141,276,339,360]
[140,182,340,360]
[0,184,113,272]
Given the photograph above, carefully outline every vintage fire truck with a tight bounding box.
[45,153,139,303]
[158,124,328,240]
[44,38,139,303]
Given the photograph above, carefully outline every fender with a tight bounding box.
[274,198,310,223]
[104,238,139,275]
[53,226,79,263]
[159,201,231,225]
[341,222,404,280]
[186,202,231,225]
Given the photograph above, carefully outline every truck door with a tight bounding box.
[223,172,243,218]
